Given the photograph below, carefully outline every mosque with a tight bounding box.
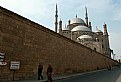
[0,5,118,81]
[54,4,111,57]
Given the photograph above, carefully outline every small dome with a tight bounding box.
[71,25,91,32]
[94,27,102,33]
[70,18,85,24]
[77,35,92,39]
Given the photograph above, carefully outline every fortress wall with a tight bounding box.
[0,6,118,80]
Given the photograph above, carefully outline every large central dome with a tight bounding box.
[70,18,86,25]
[71,25,91,32]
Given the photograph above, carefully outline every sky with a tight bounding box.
[0,0,121,59]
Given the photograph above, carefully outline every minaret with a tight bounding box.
[55,4,58,33]
[103,23,108,35]
[58,19,62,34]
[103,23,110,57]
[85,6,88,27]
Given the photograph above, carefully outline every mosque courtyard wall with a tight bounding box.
[0,6,118,81]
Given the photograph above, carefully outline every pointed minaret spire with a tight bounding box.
[103,22,108,35]
[95,26,99,31]
[55,3,58,32]
[85,6,88,26]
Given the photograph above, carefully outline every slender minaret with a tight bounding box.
[58,19,62,34]
[103,23,108,35]
[55,4,58,32]
[103,23,110,57]
[85,6,88,26]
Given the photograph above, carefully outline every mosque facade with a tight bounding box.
[55,4,111,57]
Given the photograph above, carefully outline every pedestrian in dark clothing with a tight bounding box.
[38,63,43,80]
[47,64,53,82]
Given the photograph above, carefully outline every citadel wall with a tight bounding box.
[0,6,118,81]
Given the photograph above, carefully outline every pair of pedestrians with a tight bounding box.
[38,63,53,82]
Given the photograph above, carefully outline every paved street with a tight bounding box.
[54,67,121,82]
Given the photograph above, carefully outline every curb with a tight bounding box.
[52,69,107,81]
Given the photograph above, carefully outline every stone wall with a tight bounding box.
[0,6,118,81]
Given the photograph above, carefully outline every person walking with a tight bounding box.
[38,63,43,80]
[47,64,53,82]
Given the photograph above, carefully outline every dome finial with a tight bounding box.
[76,14,77,18]
[94,26,102,33]
[104,22,106,24]
[95,26,98,30]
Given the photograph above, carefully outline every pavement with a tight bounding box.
[13,68,107,82]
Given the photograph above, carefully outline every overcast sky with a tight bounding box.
[0,0,121,59]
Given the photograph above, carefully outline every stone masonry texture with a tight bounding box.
[0,6,118,81]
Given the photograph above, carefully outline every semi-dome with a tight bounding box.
[71,25,91,32]
[77,35,92,39]
[70,18,85,24]
[94,27,102,33]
